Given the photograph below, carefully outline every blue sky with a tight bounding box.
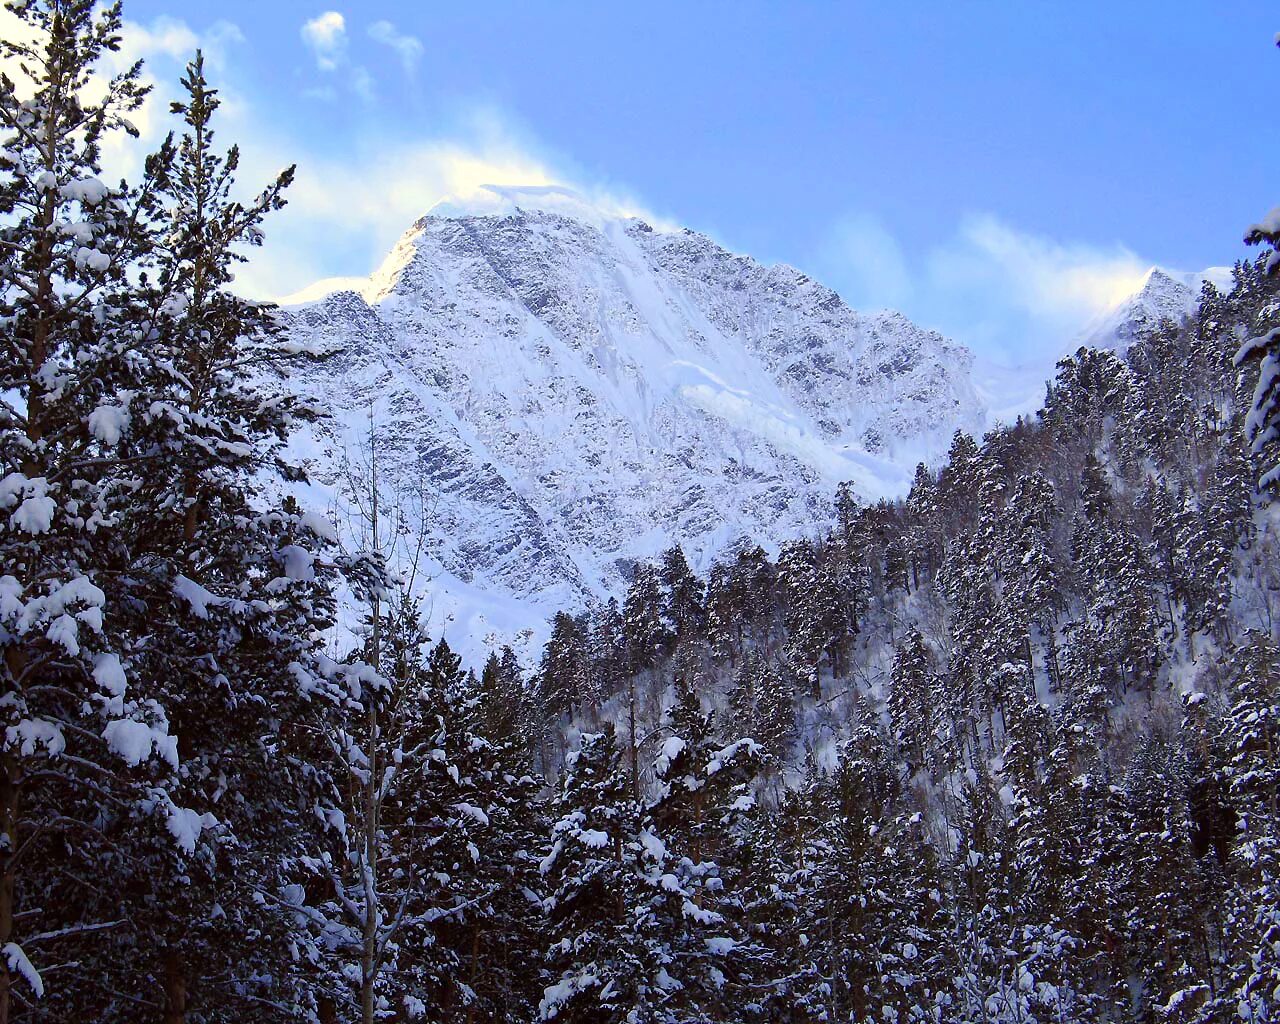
[78,1,1280,363]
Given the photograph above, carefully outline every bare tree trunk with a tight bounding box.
[0,747,20,1024]
[463,925,482,1024]
[361,412,383,1024]
[628,676,640,800]
[361,708,379,1024]
[162,948,187,1024]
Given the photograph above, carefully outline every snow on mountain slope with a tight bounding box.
[1077,265,1233,354]
[273,185,985,656]
[957,266,1238,434]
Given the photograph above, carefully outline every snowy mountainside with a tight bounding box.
[274,186,985,656]
[971,265,1237,430]
[1078,265,1233,353]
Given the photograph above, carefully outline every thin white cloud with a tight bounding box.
[0,3,674,308]
[1,8,661,303]
[819,214,912,312]
[931,215,1148,321]
[301,11,347,72]
[0,8,245,179]
[300,10,377,103]
[108,17,249,160]
[235,132,557,299]
[368,20,424,74]
[229,104,673,301]
[350,66,376,103]
[118,16,200,60]
[820,212,1152,366]
[301,84,339,102]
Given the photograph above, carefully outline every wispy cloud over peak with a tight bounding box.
[368,20,424,74]
[301,11,346,72]
[818,210,1155,367]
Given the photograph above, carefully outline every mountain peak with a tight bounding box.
[272,200,986,656]
[1078,264,1233,354]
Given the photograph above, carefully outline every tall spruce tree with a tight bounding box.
[1,17,346,1020]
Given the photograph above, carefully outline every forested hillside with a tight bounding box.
[522,246,1280,1022]
[3,3,1280,1023]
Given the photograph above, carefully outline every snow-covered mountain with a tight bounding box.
[963,265,1238,430]
[1077,265,1233,354]
[274,185,985,653]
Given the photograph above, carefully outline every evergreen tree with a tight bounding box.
[0,23,344,1020]
[906,461,944,588]
[1236,183,1280,492]
[538,726,730,1023]
[479,644,527,745]
[777,540,836,700]
[623,563,670,673]
[888,629,939,775]
[540,611,591,720]
[649,683,762,867]
[588,597,627,705]
[659,545,704,639]
[1214,635,1280,1024]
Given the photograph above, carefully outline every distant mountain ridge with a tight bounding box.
[1077,265,1233,354]
[272,186,986,653]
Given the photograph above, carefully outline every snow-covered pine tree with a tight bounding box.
[1116,737,1207,1018]
[1070,454,1163,696]
[659,545,703,640]
[703,562,741,664]
[1002,471,1063,664]
[777,540,834,701]
[587,597,626,708]
[83,49,352,1023]
[936,429,983,534]
[1,17,345,1020]
[542,721,701,1018]
[1213,634,1280,1024]
[623,562,670,674]
[479,644,528,746]
[728,651,795,788]
[649,681,760,875]
[1,4,160,1014]
[643,686,768,1021]
[905,461,944,589]
[1236,126,1280,493]
[888,629,939,775]
[540,611,592,722]
[1174,490,1237,647]
[379,635,546,1022]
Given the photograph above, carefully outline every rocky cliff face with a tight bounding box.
[273,186,986,651]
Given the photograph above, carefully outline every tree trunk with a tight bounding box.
[362,416,383,1024]
[162,948,187,1024]
[628,678,640,800]
[0,748,20,1024]
[361,715,379,1024]
[463,925,482,1024]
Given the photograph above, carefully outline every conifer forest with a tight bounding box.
[3,2,1280,1022]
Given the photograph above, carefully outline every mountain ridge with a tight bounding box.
[272,188,986,655]
[1076,263,1233,354]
